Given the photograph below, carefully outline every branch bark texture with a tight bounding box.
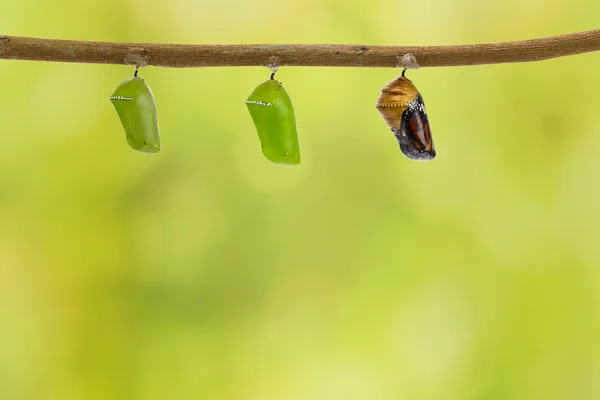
[1,30,599,68]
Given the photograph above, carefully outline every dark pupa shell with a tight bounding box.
[376,75,435,161]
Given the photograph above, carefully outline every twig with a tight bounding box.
[1,30,599,68]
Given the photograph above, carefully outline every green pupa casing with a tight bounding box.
[110,76,161,154]
[245,79,300,165]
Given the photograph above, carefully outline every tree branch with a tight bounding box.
[1,30,599,69]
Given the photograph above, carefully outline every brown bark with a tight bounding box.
[1,30,599,68]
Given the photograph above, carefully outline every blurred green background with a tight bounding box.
[1,0,600,399]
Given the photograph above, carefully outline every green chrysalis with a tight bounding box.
[245,77,300,165]
[110,73,161,154]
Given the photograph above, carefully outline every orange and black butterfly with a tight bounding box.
[376,70,435,161]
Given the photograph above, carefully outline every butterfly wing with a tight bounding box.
[396,94,435,161]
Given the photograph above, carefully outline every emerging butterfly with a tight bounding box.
[110,69,161,154]
[245,73,300,165]
[376,70,435,161]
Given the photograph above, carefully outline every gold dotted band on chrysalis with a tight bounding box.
[375,102,408,109]
[245,100,272,107]
[109,96,132,101]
